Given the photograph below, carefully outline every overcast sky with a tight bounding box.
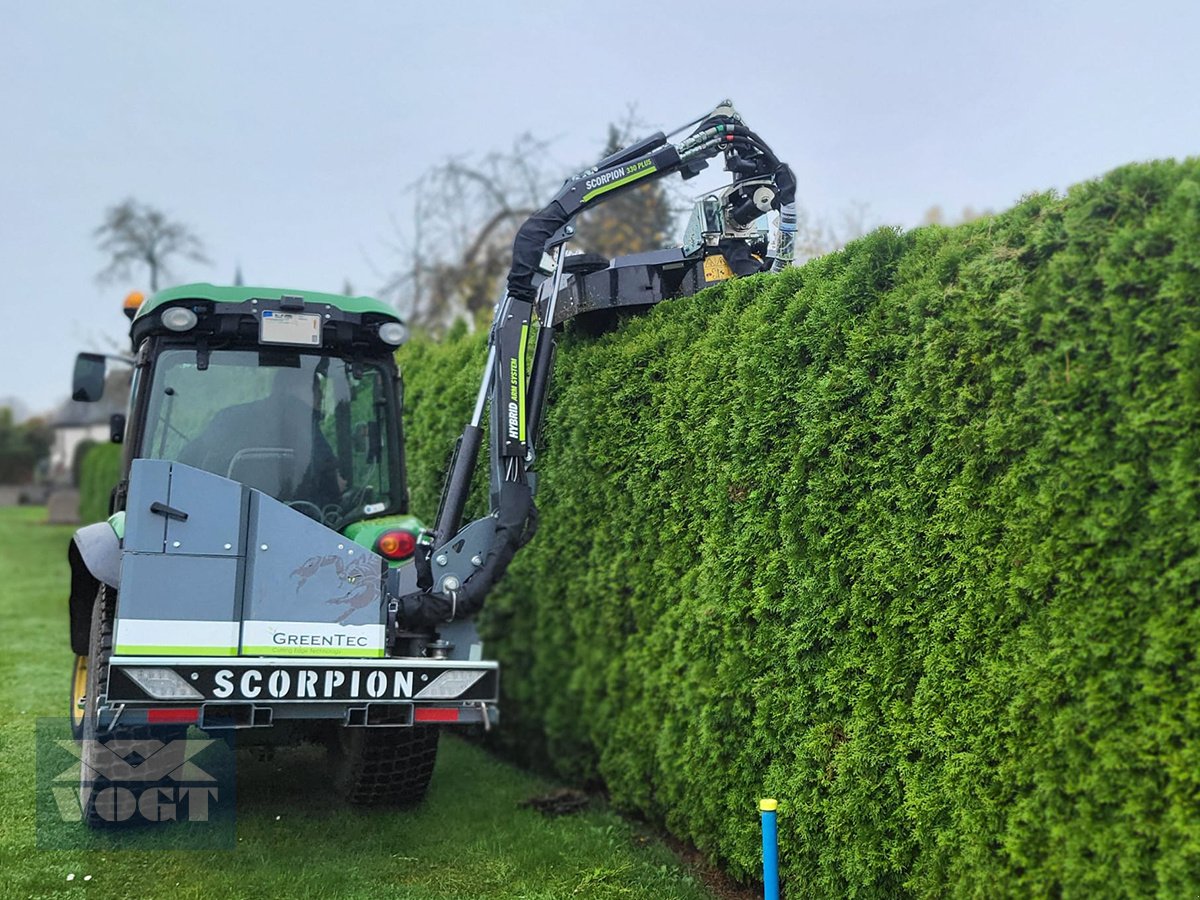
[3,0,1198,415]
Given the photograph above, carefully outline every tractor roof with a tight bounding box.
[135,283,401,323]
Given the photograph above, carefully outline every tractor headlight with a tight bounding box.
[161,307,198,332]
[378,322,408,346]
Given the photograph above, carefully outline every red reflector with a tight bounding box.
[376,529,416,561]
[414,707,459,723]
[147,708,199,724]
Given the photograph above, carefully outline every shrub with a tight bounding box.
[400,159,1200,897]
[71,438,96,487]
[78,443,122,524]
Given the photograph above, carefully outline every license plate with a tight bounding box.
[107,659,498,703]
[260,311,322,346]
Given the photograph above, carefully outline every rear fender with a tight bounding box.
[68,522,121,656]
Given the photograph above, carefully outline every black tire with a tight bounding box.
[78,587,182,828]
[332,726,440,806]
[79,585,121,827]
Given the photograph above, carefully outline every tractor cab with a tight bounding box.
[74,284,417,546]
[139,345,396,528]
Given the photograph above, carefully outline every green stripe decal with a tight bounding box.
[518,322,529,442]
[115,645,239,656]
[241,646,386,658]
[581,165,657,203]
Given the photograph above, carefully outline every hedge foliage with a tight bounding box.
[399,159,1200,897]
[78,442,121,524]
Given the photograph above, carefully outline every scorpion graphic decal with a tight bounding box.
[291,553,383,624]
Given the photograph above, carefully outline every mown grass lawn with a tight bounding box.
[0,506,716,899]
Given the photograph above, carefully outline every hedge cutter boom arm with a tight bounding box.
[389,100,794,630]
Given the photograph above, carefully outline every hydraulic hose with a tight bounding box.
[392,482,533,627]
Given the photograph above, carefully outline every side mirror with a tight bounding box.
[72,353,106,402]
[110,413,126,444]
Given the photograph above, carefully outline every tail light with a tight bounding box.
[376,529,416,561]
[414,707,460,723]
[147,708,199,725]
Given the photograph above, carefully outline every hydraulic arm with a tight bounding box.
[389,100,795,630]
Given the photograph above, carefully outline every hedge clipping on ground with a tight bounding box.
[400,159,1200,898]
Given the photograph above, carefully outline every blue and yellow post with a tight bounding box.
[760,798,779,900]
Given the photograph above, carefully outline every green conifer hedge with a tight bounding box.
[399,159,1200,897]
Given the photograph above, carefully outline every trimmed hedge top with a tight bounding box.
[400,159,1200,898]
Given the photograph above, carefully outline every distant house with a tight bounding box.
[49,402,113,483]
[48,371,130,484]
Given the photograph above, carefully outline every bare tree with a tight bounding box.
[920,204,993,227]
[778,198,886,263]
[921,204,946,226]
[382,114,689,333]
[381,134,550,331]
[94,198,209,293]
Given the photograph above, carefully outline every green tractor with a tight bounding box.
[65,101,797,825]
[67,284,461,818]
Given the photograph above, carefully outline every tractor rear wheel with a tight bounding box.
[69,654,87,741]
[332,725,440,806]
[79,585,121,827]
[77,586,183,828]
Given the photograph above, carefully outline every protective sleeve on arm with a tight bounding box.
[391,482,534,627]
[506,200,571,303]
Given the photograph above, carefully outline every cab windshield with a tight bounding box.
[141,348,401,528]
